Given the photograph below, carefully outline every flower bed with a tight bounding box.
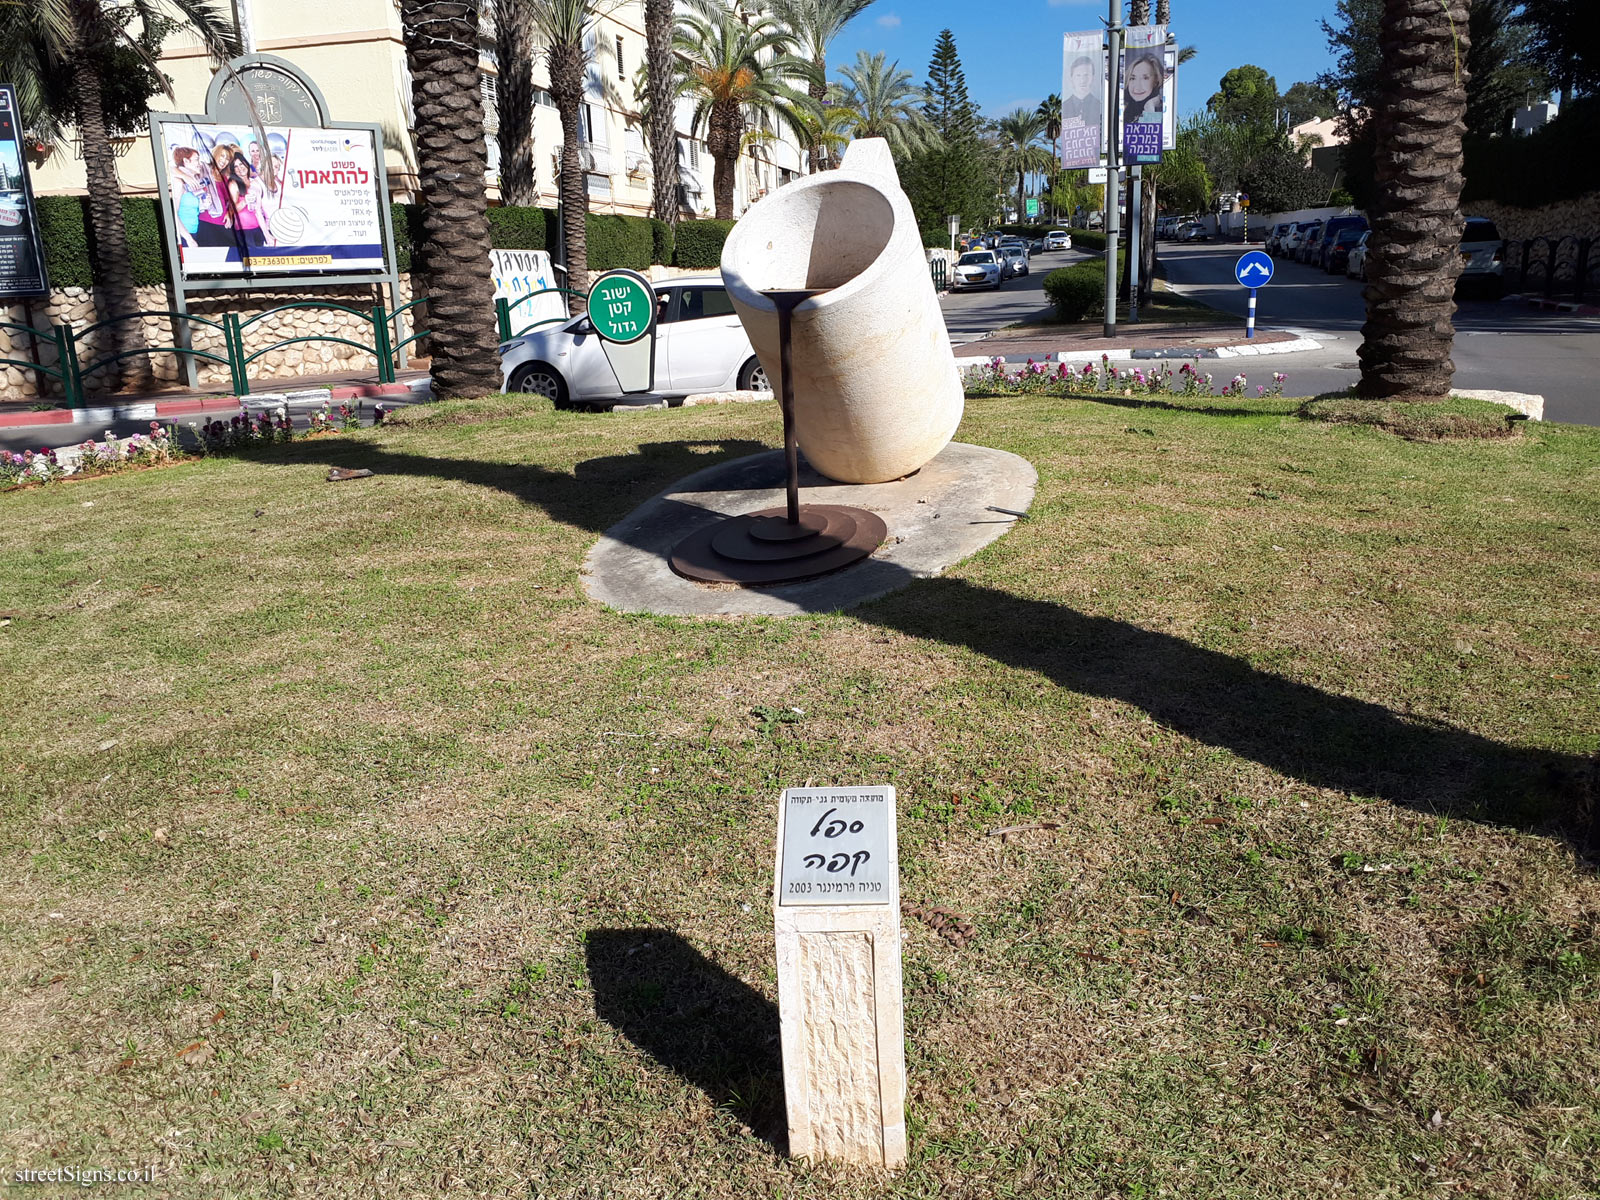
[962,355,1288,400]
[1,404,363,493]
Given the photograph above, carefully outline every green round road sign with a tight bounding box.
[587,270,655,344]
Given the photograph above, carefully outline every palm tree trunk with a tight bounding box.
[402,0,503,398]
[70,7,153,393]
[709,101,741,220]
[495,0,538,206]
[1357,0,1470,401]
[547,37,590,308]
[807,60,826,174]
[1156,0,1170,22]
[645,0,679,222]
[1129,0,1150,24]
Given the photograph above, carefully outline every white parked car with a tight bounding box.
[952,249,1003,290]
[498,275,769,406]
[1044,229,1073,250]
[1345,230,1371,281]
[1458,216,1505,296]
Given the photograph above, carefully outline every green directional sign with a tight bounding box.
[1025,197,1039,218]
[587,270,655,344]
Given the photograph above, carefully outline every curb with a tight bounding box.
[954,335,1321,370]
[0,409,76,428]
[0,382,436,430]
[1502,293,1600,317]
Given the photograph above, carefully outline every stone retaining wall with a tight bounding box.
[1470,193,1600,243]
[1,275,418,401]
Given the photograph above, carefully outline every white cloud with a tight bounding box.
[876,12,901,27]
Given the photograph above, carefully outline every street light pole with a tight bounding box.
[1103,0,1123,339]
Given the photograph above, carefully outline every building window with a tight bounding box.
[480,73,499,134]
[616,35,624,80]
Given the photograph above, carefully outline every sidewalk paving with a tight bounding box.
[0,368,432,429]
[954,320,1316,365]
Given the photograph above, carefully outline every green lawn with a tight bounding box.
[2,392,1596,1198]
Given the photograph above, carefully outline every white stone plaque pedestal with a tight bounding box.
[773,786,907,1168]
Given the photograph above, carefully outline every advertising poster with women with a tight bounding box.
[1121,25,1172,165]
[0,84,48,297]
[1059,33,1107,171]
[158,120,384,278]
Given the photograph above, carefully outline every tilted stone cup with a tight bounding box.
[720,138,964,485]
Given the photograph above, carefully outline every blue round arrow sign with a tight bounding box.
[1235,250,1274,287]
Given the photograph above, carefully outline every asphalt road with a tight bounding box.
[938,248,1083,344]
[1157,242,1600,425]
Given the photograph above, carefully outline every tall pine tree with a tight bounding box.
[902,30,989,232]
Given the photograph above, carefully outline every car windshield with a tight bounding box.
[958,252,993,265]
[1463,219,1500,242]
[1049,231,1068,237]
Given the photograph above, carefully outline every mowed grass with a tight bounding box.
[1,390,1597,1199]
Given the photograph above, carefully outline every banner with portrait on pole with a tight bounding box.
[1059,32,1108,171]
[1120,24,1171,166]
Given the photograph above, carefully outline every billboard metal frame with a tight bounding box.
[148,54,402,386]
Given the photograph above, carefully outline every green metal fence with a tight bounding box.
[1,299,434,405]
[0,319,81,408]
[930,258,947,291]
[495,288,586,342]
[4,285,633,406]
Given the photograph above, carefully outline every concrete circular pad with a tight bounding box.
[581,442,1037,616]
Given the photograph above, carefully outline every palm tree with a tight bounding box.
[15,0,238,390]
[1130,0,1151,23]
[1358,0,1471,400]
[674,5,817,219]
[792,89,860,169]
[495,0,538,205]
[769,0,877,174]
[994,108,1052,224]
[401,0,503,398]
[528,0,607,305]
[836,51,938,157]
[643,0,680,221]
[1035,94,1060,216]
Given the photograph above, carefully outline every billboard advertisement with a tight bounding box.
[1059,33,1107,171]
[491,248,567,330]
[1121,25,1172,165]
[156,119,385,278]
[0,84,48,298]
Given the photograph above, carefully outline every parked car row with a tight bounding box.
[1263,214,1505,294]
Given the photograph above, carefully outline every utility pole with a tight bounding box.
[1103,0,1122,339]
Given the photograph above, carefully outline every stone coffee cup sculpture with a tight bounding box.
[720,137,964,484]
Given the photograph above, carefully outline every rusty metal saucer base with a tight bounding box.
[670,504,887,586]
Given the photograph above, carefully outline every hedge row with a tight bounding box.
[36,196,168,290]
[1071,230,1108,254]
[674,219,736,269]
[1042,265,1104,322]
[1461,97,1600,209]
[36,198,713,289]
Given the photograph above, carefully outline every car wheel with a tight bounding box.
[508,361,569,407]
[738,356,772,393]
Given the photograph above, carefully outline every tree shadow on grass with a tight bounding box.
[856,576,1597,859]
[276,435,1597,859]
[586,928,786,1153]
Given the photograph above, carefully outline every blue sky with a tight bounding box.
[832,0,1343,122]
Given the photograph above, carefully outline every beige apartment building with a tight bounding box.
[29,0,808,219]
